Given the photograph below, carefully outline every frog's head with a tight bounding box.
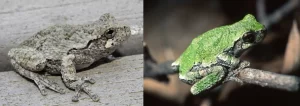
[102,26,131,49]
[232,14,266,56]
[97,13,131,49]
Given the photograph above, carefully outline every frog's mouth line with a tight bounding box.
[67,37,103,54]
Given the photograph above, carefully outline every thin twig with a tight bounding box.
[257,0,267,24]
[256,0,299,29]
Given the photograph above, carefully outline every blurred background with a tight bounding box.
[144,0,300,106]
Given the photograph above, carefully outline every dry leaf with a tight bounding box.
[282,20,300,73]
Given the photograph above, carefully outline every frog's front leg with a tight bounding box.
[217,53,250,70]
[61,54,99,102]
[217,53,250,83]
[190,65,226,95]
[8,47,65,95]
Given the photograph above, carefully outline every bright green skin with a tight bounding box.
[172,14,266,95]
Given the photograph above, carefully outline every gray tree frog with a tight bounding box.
[8,13,131,102]
[171,14,266,95]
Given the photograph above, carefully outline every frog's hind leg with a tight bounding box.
[190,65,226,95]
[8,47,65,95]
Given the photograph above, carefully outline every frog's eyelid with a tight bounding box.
[104,29,116,39]
[106,29,114,34]
[242,31,256,43]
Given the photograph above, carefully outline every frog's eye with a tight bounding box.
[105,29,115,39]
[242,31,256,43]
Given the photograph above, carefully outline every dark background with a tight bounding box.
[144,0,300,106]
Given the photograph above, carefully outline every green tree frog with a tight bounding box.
[171,14,266,95]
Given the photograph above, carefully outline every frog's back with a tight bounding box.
[194,25,238,63]
[177,24,244,73]
[20,24,101,59]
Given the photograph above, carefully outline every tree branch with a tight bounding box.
[146,60,300,92]
[235,68,300,92]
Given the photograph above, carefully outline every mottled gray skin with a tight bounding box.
[8,13,131,102]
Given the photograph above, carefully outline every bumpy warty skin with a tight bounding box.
[7,13,131,102]
[9,13,131,73]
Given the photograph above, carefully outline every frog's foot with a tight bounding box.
[237,61,250,70]
[227,77,244,85]
[66,77,99,102]
[228,61,250,77]
[34,75,66,95]
[226,61,250,83]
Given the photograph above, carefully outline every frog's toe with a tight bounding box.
[239,61,250,69]
[91,94,100,102]
[34,76,66,95]
[82,84,99,102]
[45,82,66,94]
[71,84,82,102]
[57,88,66,94]
[71,89,99,102]
[72,95,80,102]
[67,77,98,102]
[35,80,47,96]
[88,78,96,84]
[40,89,47,96]
[229,77,244,84]
[81,76,96,84]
